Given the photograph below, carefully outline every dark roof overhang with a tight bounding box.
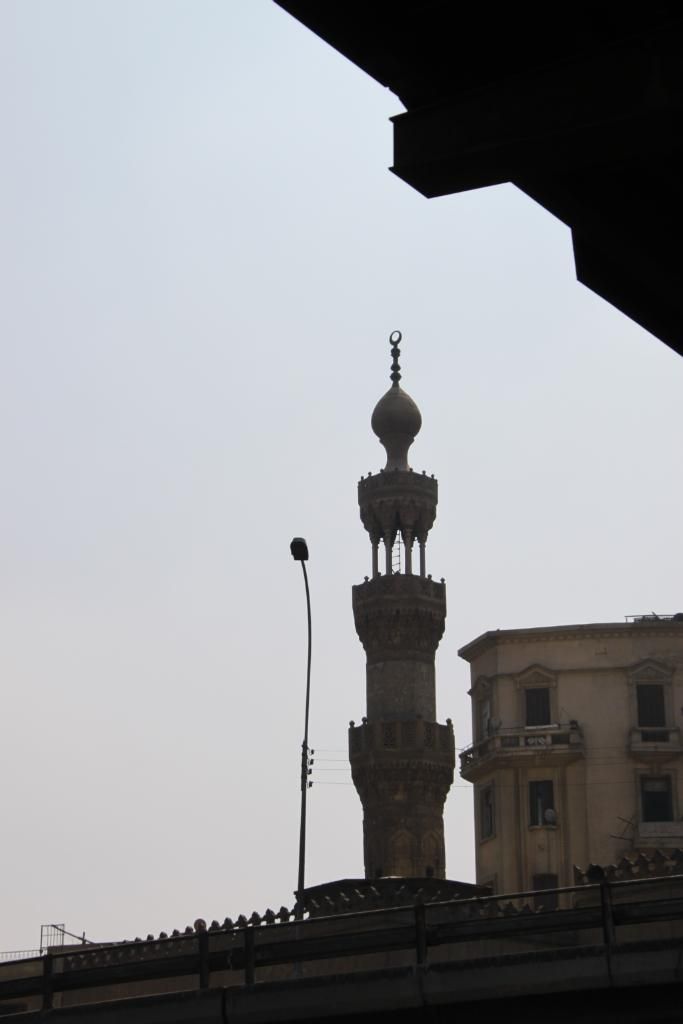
[275,2,683,355]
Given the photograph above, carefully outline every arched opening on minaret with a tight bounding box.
[390,829,416,876]
[422,833,442,879]
[371,528,428,579]
[391,532,403,574]
[370,528,423,577]
[385,529,424,577]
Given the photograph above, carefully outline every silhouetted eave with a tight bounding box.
[274,1,683,355]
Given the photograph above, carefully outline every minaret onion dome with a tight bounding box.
[370,331,423,471]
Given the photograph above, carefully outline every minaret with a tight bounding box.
[349,332,455,880]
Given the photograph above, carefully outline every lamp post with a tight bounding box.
[290,537,312,919]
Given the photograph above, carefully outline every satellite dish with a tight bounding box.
[544,808,557,826]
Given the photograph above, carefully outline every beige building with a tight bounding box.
[459,616,683,901]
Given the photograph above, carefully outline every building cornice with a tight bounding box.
[458,622,683,663]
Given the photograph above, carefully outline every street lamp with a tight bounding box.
[290,537,312,918]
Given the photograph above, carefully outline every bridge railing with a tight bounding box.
[0,874,682,1013]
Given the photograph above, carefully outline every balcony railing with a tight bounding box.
[459,722,584,776]
[349,718,454,758]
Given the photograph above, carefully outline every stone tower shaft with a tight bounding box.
[349,333,455,881]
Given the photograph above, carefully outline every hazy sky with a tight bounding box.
[1,1,682,952]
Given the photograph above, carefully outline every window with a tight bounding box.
[637,684,666,728]
[525,688,551,726]
[480,785,495,839]
[641,776,673,822]
[529,780,554,826]
[478,697,491,739]
[532,873,559,911]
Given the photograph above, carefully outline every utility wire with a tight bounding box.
[311,779,669,789]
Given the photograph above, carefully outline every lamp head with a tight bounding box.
[290,537,309,562]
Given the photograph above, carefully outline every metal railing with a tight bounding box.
[0,924,90,965]
[625,613,683,623]
[0,950,41,964]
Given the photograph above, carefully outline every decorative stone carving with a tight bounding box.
[349,716,455,877]
[301,877,488,919]
[627,659,673,683]
[358,471,438,546]
[351,758,455,802]
[574,848,683,885]
[352,576,446,662]
[514,664,557,689]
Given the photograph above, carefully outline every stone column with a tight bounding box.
[403,528,413,575]
[371,539,379,579]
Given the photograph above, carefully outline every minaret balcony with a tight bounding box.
[459,722,584,781]
[349,718,455,813]
[349,717,455,762]
[358,472,438,558]
[358,469,438,504]
[352,572,445,606]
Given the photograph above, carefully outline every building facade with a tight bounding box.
[459,617,683,899]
